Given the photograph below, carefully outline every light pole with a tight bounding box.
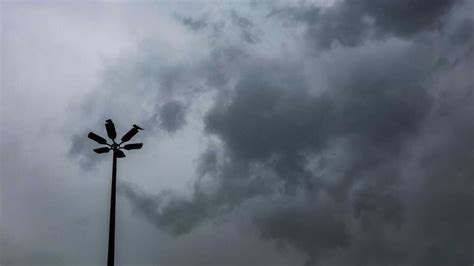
[88,119,144,266]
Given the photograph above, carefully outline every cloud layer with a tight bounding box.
[113,1,473,265]
[2,1,473,265]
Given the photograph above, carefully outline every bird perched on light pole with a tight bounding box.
[121,124,144,143]
[133,124,143,130]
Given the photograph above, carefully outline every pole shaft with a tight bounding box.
[107,148,117,266]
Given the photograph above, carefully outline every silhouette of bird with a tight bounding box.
[133,124,144,130]
[121,124,143,142]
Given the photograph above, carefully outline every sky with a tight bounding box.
[1,0,473,265]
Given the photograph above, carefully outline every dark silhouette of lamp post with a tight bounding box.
[88,119,143,266]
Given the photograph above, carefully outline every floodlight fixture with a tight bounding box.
[115,149,126,158]
[105,119,117,140]
[88,132,108,145]
[123,143,143,150]
[120,125,143,143]
[87,119,144,266]
[94,147,111,154]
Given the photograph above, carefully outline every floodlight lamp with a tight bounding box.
[121,128,138,143]
[115,149,126,158]
[88,132,108,145]
[123,143,143,150]
[94,147,111,154]
[105,119,117,140]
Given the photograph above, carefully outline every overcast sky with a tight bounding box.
[1,1,473,265]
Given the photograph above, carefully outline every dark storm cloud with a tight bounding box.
[204,43,432,193]
[119,143,276,235]
[230,10,260,44]
[196,43,435,265]
[274,0,462,49]
[448,17,474,45]
[66,45,248,171]
[159,100,186,133]
[119,182,212,235]
[123,44,438,265]
[179,8,260,45]
[254,198,352,266]
[181,16,208,31]
[96,1,472,265]
[407,97,474,266]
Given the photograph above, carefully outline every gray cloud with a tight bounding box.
[273,0,462,50]
[119,1,474,265]
[119,182,211,235]
[159,100,187,133]
[230,10,260,44]
[5,1,472,265]
[196,43,431,265]
[181,16,208,31]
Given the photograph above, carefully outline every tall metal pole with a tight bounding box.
[107,146,117,266]
[88,120,143,266]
